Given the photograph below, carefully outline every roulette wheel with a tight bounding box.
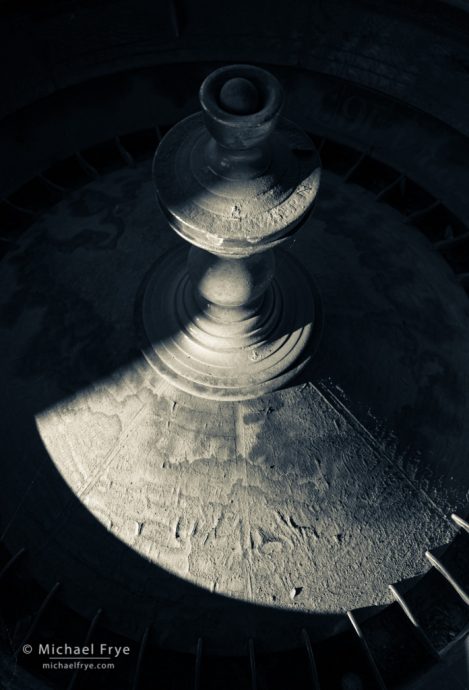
[0,1,468,688]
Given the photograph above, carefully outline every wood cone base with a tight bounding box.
[139,245,322,400]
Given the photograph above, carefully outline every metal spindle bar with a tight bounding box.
[388,585,439,660]
[83,608,102,644]
[67,608,103,690]
[0,547,26,581]
[301,629,320,689]
[375,173,406,201]
[343,150,368,182]
[37,173,67,193]
[115,137,135,168]
[194,637,203,690]
[75,152,99,178]
[451,513,469,534]
[169,0,180,37]
[404,199,440,224]
[3,198,36,217]
[435,231,469,251]
[248,638,257,690]
[425,550,469,606]
[17,582,61,652]
[347,612,387,690]
[130,625,150,690]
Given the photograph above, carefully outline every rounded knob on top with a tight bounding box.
[219,77,260,115]
[199,64,284,150]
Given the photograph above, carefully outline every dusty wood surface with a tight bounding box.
[0,163,468,652]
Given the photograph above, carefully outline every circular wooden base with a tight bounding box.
[1,164,468,653]
[140,246,322,400]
